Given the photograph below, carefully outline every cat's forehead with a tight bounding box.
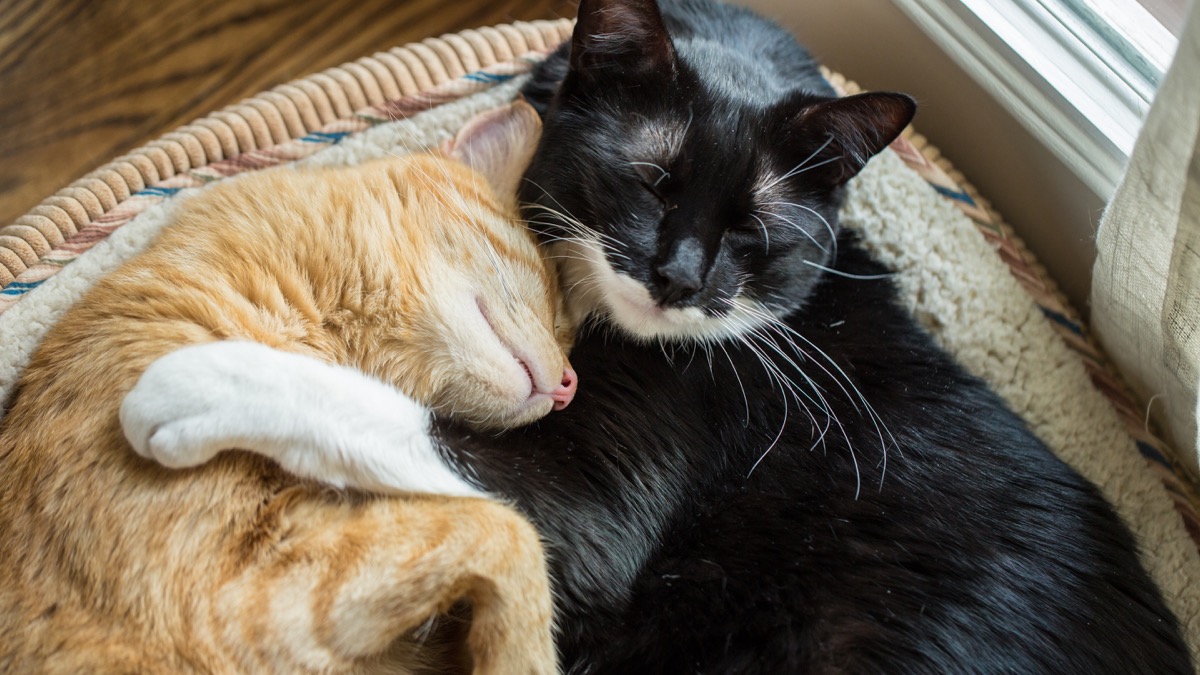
[749,157,795,204]
[622,107,781,200]
[624,112,690,164]
[677,42,786,105]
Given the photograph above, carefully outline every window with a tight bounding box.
[891,0,1180,198]
[1051,0,1178,98]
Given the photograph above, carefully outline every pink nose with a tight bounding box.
[551,367,578,411]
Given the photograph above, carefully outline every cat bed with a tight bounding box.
[1,18,1197,656]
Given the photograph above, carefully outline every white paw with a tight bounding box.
[120,341,292,469]
[140,418,228,469]
[121,341,487,498]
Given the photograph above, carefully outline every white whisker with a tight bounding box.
[738,299,897,495]
[761,135,837,192]
[715,340,750,426]
[748,212,770,255]
[628,161,670,186]
[759,200,838,257]
[802,260,891,280]
[757,209,828,254]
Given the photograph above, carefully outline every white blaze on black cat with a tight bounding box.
[522,0,914,343]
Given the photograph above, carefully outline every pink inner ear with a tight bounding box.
[448,102,542,196]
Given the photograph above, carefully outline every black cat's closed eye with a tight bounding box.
[639,180,666,201]
[729,217,764,234]
[631,162,672,198]
[638,179,678,213]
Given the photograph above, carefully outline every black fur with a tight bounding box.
[437,0,1191,671]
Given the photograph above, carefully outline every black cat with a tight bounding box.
[440,0,1191,671]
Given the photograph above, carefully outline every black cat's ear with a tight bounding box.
[784,92,916,187]
[570,0,676,77]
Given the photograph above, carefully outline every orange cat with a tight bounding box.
[0,102,570,673]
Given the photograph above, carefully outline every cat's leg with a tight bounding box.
[218,489,557,674]
[119,340,482,497]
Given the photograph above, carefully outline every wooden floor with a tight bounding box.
[0,0,578,227]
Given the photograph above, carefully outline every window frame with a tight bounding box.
[890,0,1177,199]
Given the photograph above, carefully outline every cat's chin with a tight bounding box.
[495,395,558,429]
[553,240,775,343]
[605,283,774,343]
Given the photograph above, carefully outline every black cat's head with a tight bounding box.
[521,0,915,342]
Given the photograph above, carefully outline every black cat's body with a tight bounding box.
[444,237,1189,673]
[441,0,1191,671]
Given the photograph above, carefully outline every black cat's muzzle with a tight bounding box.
[653,236,706,306]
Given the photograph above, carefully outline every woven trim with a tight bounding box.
[0,19,574,289]
[0,59,556,315]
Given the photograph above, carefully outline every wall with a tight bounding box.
[741,0,1106,312]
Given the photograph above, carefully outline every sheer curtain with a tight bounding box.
[1092,0,1200,469]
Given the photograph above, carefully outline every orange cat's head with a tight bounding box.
[388,102,577,429]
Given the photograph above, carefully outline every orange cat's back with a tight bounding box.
[0,101,561,673]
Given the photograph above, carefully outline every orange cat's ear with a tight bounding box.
[446,101,543,199]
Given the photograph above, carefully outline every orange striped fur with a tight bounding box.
[0,103,566,673]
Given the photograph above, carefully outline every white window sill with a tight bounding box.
[890,0,1176,200]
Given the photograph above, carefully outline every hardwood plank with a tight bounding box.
[0,0,577,225]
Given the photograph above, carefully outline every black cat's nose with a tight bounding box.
[654,239,705,305]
